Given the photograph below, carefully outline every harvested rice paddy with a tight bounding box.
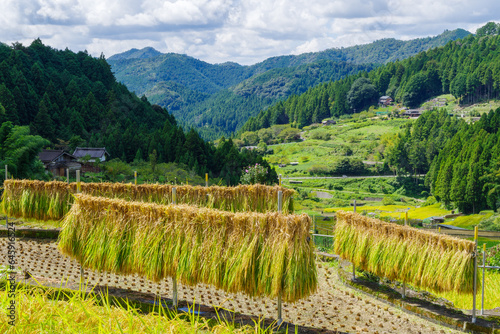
[0,237,462,334]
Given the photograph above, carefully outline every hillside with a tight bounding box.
[240,29,500,133]
[108,29,469,139]
[0,39,275,185]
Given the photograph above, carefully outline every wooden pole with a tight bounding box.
[172,187,178,308]
[76,170,81,193]
[481,243,486,316]
[67,168,70,185]
[352,199,356,280]
[472,226,478,323]
[134,171,137,185]
[5,164,7,181]
[205,173,208,187]
[312,215,316,244]
[403,210,407,299]
[277,190,283,326]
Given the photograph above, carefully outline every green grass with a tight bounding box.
[267,118,409,177]
[465,237,500,249]
[434,270,500,310]
[450,213,495,229]
[0,282,276,333]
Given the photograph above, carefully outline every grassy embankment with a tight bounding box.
[0,282,274,333]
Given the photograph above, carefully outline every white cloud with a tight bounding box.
[0,0,499,64]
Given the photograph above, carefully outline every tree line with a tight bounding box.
[386,108,500,214]
[0,39,276,185]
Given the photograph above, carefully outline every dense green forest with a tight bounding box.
[0,39,276,185]
[109,29,468,139]
[240,27,500,133]
[386,108,500,214]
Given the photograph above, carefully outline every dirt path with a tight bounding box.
[0,237,462,333]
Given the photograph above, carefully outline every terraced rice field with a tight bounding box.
[0,237,462,333]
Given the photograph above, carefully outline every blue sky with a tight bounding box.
[2,0,499,65]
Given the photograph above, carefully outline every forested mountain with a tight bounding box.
[240,27,500,133]
[0,39,275,185]
[385,108,500,214]
[108,29,469,139]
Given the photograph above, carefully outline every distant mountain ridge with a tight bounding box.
[108,28,471,140]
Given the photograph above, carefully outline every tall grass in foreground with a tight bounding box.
[334,211,475,293]
[59,194,317,302]
[1,180,295,221]
[0,282,271,333]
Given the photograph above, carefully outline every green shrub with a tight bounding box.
[382,196,395,205]
[423,196,438,207]
[479,215,500,231]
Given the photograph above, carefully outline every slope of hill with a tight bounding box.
[0,39,276,184]
[240,29,500,133]
[108,29,470,139]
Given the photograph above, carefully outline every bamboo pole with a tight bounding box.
[279,174,282,186]
[134,171,137,185]
[205,173,208,187]
[481,243,486,316]
[277,190,283,326]
[5,164,7,181]
[472,226,478,323]
[172,187,178,308]
[67,169,70,185]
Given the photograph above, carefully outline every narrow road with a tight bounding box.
[283,174,425,180]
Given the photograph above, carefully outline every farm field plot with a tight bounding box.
[0,237,462,334]
[326,204,451,220]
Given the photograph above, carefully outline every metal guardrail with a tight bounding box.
[479,266,500,269]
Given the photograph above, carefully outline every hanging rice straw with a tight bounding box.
[334,211,475,293]
[2,180,296,220]
[58,194,316,302]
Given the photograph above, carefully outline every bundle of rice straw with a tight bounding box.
[2,180,295,220]
[59,194,316,302]
[334,211,476,293]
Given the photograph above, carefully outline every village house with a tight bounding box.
[401,109,423,118]
[72,147,110,173]
[322,119,336,126]
[73,147,110,163]
[379,96,393,106]
[38,150,81,177]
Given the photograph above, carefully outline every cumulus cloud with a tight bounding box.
[0,0,499,64]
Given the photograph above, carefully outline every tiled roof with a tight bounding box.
[39,150,76,163]
[72,147,109,159]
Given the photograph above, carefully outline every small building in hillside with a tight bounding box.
[73,147,110,163]
[38,150,81,177]
[402,109,422,118]
[322,119,336,126]
[73,147,110,173]
[379,96,393,106]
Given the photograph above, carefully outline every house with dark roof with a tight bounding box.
[72,147,110,163]
[38,150,81,177]
[379,96,393,106]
